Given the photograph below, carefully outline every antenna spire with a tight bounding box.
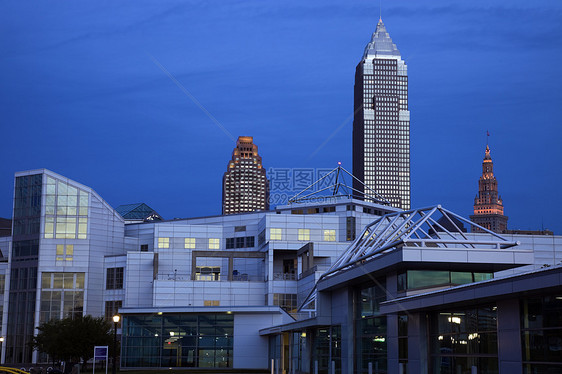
[379,0,382,21]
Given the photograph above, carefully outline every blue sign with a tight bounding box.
[94,346,108,360]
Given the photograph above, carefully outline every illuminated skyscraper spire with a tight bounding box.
[470,143,508,233]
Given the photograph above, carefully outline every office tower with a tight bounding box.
[352,18,410,210]
[222,136,269,215]
[470,144,508,233]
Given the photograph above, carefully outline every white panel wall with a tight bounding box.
[233,313,292,369]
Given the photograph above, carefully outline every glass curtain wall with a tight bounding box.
[430,306,498,374]
[122,313,233,368]
[311,326,341,374]
[7,174,42,363]
[521,295,562,373]
[356,278,387,373]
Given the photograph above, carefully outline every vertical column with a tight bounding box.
[497,299,522,372]
[406,312,428,374]
[385,273,399,374]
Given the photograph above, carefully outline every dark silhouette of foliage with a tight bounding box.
[32,316,115,364]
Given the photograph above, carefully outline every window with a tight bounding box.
[105,300,122,323]
[140,244,148,252]
[203,300,220,306]
[40,272,85,322]
[430,306,497,373]
[270,228,282,240]
[235,226,246,232]
[236,237,245,248]
[184,237,195,249]
[246,236,255,247]
[106,267,124,290]
[208,238,220,249]
[196,266,221,281]
[226,238,235,249]
[346,217,356,241]
[43,178,88,239]
[56,244,73,262]
[157,237,169,249]
[273,293,298,315]
[521,296,562,372]
[324,230,336,242]
[298,229,310,241]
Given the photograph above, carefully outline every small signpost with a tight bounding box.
[93,346,109,374]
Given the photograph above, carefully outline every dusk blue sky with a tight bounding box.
[1,1,561,232]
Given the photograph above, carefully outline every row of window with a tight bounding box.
[269,228,336,242]
[225,236,255,249]
[158,237,220,250]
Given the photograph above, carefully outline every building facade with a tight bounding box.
[2,170,124,363]
[470,145,508,233]
[263,207,562,374]
[222,136,269,215]
[0,169,398,368]
[352,19,410,210]
[1,170,561,372]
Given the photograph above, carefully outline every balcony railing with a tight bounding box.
[155,272,263,282]
[272,272,297,281]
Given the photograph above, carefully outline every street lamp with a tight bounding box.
[0,336,4,364]
[112,315,120,374]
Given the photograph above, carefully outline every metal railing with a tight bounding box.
[272,272,297,281]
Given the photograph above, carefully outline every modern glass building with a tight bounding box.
[261,206,562,373]
[1,169,125,364]
[0,169,399,368]
[352,19,410,210]
[1,171,561,372]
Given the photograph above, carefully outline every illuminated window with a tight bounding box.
[324,230,336,242]
[158,237,169,249]
[298,229,310,241]
[44,178,88,239]
[270,228,282,240]
[185,237,196,249]
[208,238,220,249]
[56,244,73,262]
[203,300,220,306]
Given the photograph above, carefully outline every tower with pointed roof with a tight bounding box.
[470,144,508,233]
[352,19,410,210]
[222,136,269,215]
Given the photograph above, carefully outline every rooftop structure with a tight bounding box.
[300,205,522,312]
[115,203,162,223]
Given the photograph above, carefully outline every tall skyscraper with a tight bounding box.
[222,136,269,215]
[470,144,508,233]
[353,18,410,210]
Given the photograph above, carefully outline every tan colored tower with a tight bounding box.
[222,136,269,215]
[470,145,508,233]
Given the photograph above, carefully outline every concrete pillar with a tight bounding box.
[406,312,428,374]
[497,299,522,373]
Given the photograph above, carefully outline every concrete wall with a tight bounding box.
[233,313,292,369]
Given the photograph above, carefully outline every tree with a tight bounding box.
[32,315,114,365]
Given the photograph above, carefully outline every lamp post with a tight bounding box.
[0,337,4,365]
[112,315,120,374]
